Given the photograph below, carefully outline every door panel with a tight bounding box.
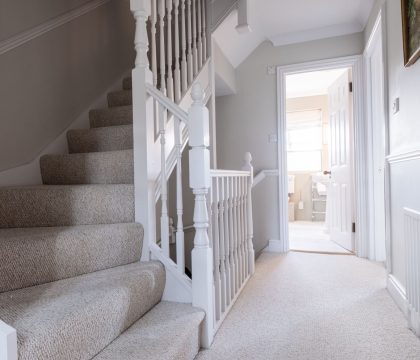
[328,70,354,251]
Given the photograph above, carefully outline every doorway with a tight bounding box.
[285,68,354,254]
[275,56,367,256]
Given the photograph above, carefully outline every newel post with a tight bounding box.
[130,0,154,260]
[242,152,255,275]
[189,83,214,348]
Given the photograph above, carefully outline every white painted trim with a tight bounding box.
[253,169,279,188]
[363,6,390,265]
[0,0,111,55]
[0,70,131,187]
[387,148,420,164]
[387,274,408,317]
[0,320,17,360]
[270,22,363,47]
[276,55,365,256]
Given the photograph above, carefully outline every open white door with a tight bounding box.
[328,70,354,251]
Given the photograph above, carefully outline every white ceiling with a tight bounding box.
[286,68,348,99]
[213,0,375,68]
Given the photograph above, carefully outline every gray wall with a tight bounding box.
[215,34,364,254]
[365,0,420,290]
[0,0,135,171]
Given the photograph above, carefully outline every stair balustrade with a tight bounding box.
[130,0,255,348]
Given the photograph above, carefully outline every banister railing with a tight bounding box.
[130,0,255,349]
[149,0,209,103]
[208,159,255,331]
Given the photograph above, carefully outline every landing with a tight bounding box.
[196,252,420,359]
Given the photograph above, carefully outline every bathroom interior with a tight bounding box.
[286,69,351,254]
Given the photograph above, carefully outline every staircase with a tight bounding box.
[0,78,204,360]
[0,0,255,358]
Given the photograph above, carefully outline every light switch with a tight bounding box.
[268,134,278,143]
[392,97,400,114]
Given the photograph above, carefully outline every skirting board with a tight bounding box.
[387,274,408,318]
[267,240,287,253]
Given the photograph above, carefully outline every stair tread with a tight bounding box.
[0,261,165,360]
[93,301,204,360]
[0,223,143,293]
[67,125,133,153]
[0,184,134,228]
[40,150,134,185]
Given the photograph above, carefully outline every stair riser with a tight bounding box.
[122,77,132,90]
[40,151,134,185]
[0,185,134,228]
[89,106,133,128]
[0,223,143,293]
[107,91,132,107]
[67,126,133,153]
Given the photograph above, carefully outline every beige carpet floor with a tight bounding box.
[196,252,420,360]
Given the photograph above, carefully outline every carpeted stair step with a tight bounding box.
[93,301,204,360]
[0,223,143,293]
[108,90,132,107]
[0,184,134,228]
[122,77,132,90]
[40,150,134,185]
[0,262,165,360]
[67,125,133,153]
[89,106,133,128]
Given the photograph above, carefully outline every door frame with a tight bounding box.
[274,55,368,256]
[364,6,391,266]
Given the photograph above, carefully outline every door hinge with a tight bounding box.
[349,82,353,93]
[352,222,356,233]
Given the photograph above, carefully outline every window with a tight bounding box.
[287,110,322,172]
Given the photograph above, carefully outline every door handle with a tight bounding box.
[323,171,331,175]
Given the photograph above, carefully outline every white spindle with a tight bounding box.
[189,83,214,348]
[228,177,236,295]
[219,177,227,312]
[242,176,248,277]
[201,0,207,62]
[213,177,221,321]
[158,0,167,95]
[175,118,185,274]
[150,0,158,87]
[181,0,188,93]
[224,177,232,303]
[192,0,198,76]
[166,0,174,101]
[234,177,241,288]
[238,176,245,284]
[197,0,203,67]
[187,0,193,85]
[243,152,255,275]
[174,0,181,103]
[159,104,170,256]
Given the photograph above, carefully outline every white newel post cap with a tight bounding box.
[242,152,254,182]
